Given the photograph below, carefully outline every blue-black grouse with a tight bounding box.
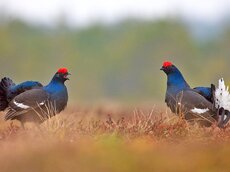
[2,68,70,126]
[161,61,219,126]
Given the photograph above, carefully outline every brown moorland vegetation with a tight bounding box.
[0,105,229,172]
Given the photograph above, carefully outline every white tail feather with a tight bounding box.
[215,78,230,111]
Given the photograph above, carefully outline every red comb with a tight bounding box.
[163,61,173,67]
[57,68,68,74]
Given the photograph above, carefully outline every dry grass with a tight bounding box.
[0,105,230,172]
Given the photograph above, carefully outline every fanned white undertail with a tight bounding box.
[215,78,230,111]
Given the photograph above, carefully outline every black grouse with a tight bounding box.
[4,68,70,126]
[161,61,218,126]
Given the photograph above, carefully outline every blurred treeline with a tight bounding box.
[0,16,230,104]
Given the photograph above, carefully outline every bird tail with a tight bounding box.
[211,84,216,108]
[211,79,230,127]
[214,78,230,111]
[0,77,15,111]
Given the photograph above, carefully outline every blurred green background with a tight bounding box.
[0,16,230,104]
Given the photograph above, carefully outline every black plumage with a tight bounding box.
[4,68,70,125]
[161,61,218,126]
[0,77,43,111]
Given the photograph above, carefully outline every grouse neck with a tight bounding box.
[167,67,190,90]
[44,75,67,94]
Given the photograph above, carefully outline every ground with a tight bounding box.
[0,105,230,172]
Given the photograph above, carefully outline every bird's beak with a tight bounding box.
[160,67,164,70]
[64,72,71,80]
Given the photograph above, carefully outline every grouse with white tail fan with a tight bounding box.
[161,61,218,126]
[4,68,70,126]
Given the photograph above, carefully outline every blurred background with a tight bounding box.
[0,0,230,105]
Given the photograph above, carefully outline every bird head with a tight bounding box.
[54,68,71,82]
[160,61,177,75]
[160,61,190,88]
